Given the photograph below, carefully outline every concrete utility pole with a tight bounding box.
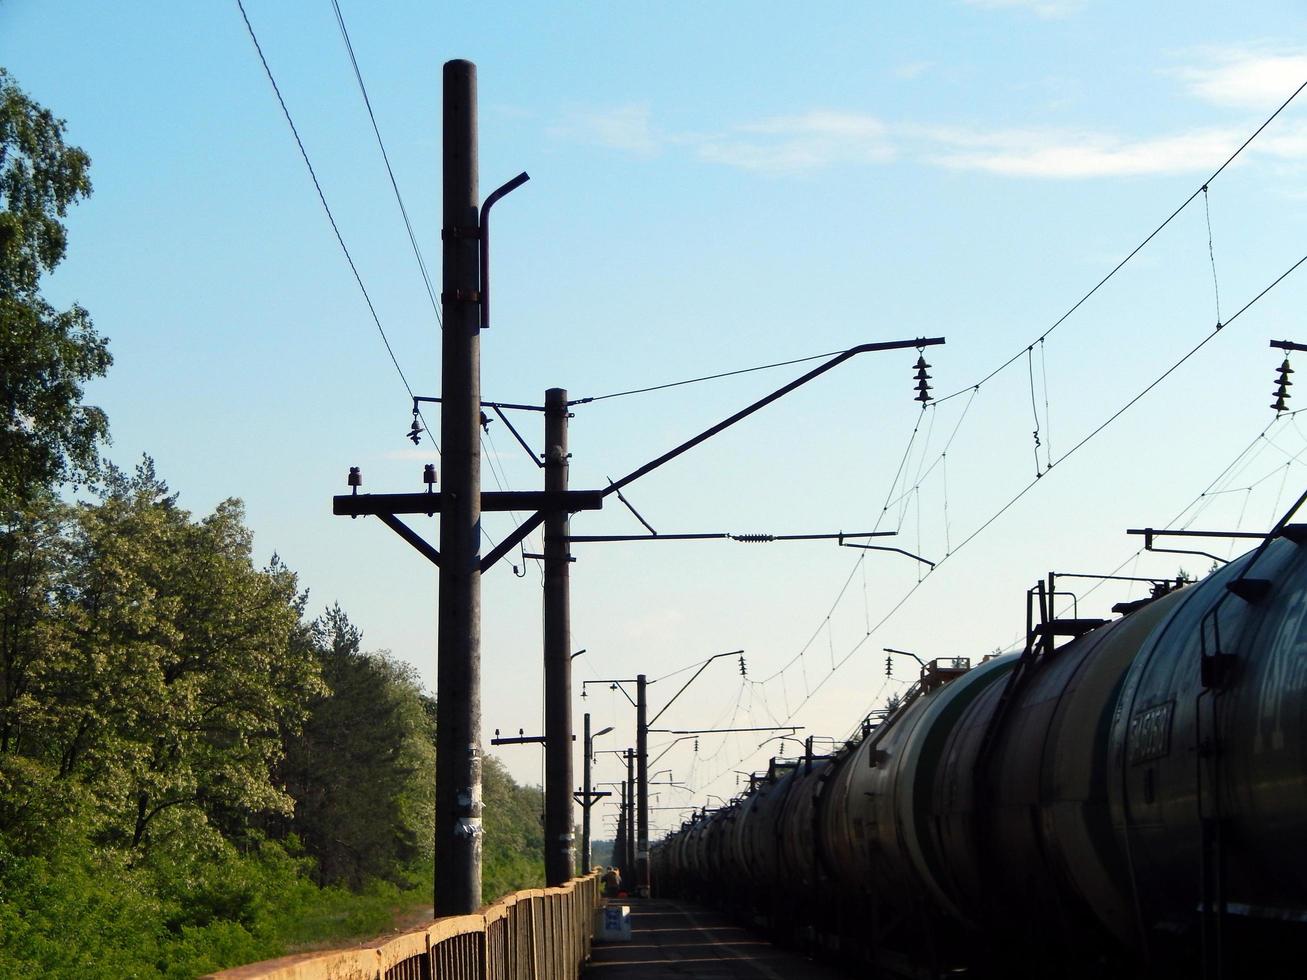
[543,388,573,885]
[581,712,593,873]
[435,58,482,916]
[614,783,628,880]
[625,747,636,886]
[577,713,613,873]
[636,674,649,897]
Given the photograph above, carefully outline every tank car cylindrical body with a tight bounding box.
[776,757,832,893]
[817,654,1014,914]
[1109,537,1307,956]
[928,591,1182,953]
[738,765,796,893]
[652,532,1307,976]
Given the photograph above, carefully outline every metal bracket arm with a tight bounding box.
[604,337,945,497]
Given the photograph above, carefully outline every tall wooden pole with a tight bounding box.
[543,387,574,885]
[435,58,482,916]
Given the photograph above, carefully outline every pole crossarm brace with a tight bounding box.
[377,513,441,565]
[582,678,639,708]
[603,337,945,497]
[412,396,547,466]
[333,489,604,573]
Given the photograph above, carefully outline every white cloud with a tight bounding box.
[551,104,660,154]
[551,76,1307,180]
[1171,48,1307,110]
[922,125,1241,178]
[696,110,895,175]
[892,61,933,81]
[921,119,1307,178]
[960,0,1086,19]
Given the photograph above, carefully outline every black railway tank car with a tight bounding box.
[652,527,1307,977]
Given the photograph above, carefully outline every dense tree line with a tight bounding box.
[0,68,545,978]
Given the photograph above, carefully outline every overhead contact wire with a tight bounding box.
[329,0,443,328]
[757,250,1307,738]
[934,76,1307,406]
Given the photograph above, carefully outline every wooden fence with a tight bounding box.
[207,873,602,980]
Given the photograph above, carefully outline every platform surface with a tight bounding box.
[582,898,848,979]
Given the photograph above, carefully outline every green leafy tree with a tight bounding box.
[279,606,435,887]
[9,460,323,851]
[0,67,110,505]
[481,755,545,899]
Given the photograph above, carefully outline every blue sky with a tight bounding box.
[5,0,1307,834]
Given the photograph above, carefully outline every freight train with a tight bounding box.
[652,516,1307,978]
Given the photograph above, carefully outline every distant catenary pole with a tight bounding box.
[581,712,593,872]
[625,747,636,882]
[636,673,650,897]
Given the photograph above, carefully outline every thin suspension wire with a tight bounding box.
[878,409,925,530]
[900,404,939,533]
[942,450,952,556]
[882,386,982,513]
[577,349,845,404]
[235,0,436,452]
[1040,338,1052,463]
[1203,185,1222,326]
[752,249,1307,734]
[329,0,442,328]
[763,408,933,683]
[1026,347,1043,476]
[934,76,1307,406]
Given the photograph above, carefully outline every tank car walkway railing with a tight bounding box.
[582,898,849,978]
[206,872,602,980]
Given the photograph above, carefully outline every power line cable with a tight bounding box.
[948,250,1307,559]
[329,0,443,328]
[934,76,1307,406]
[235,0,437,453]
[575,349,846,404]
[751,248,1307,745]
